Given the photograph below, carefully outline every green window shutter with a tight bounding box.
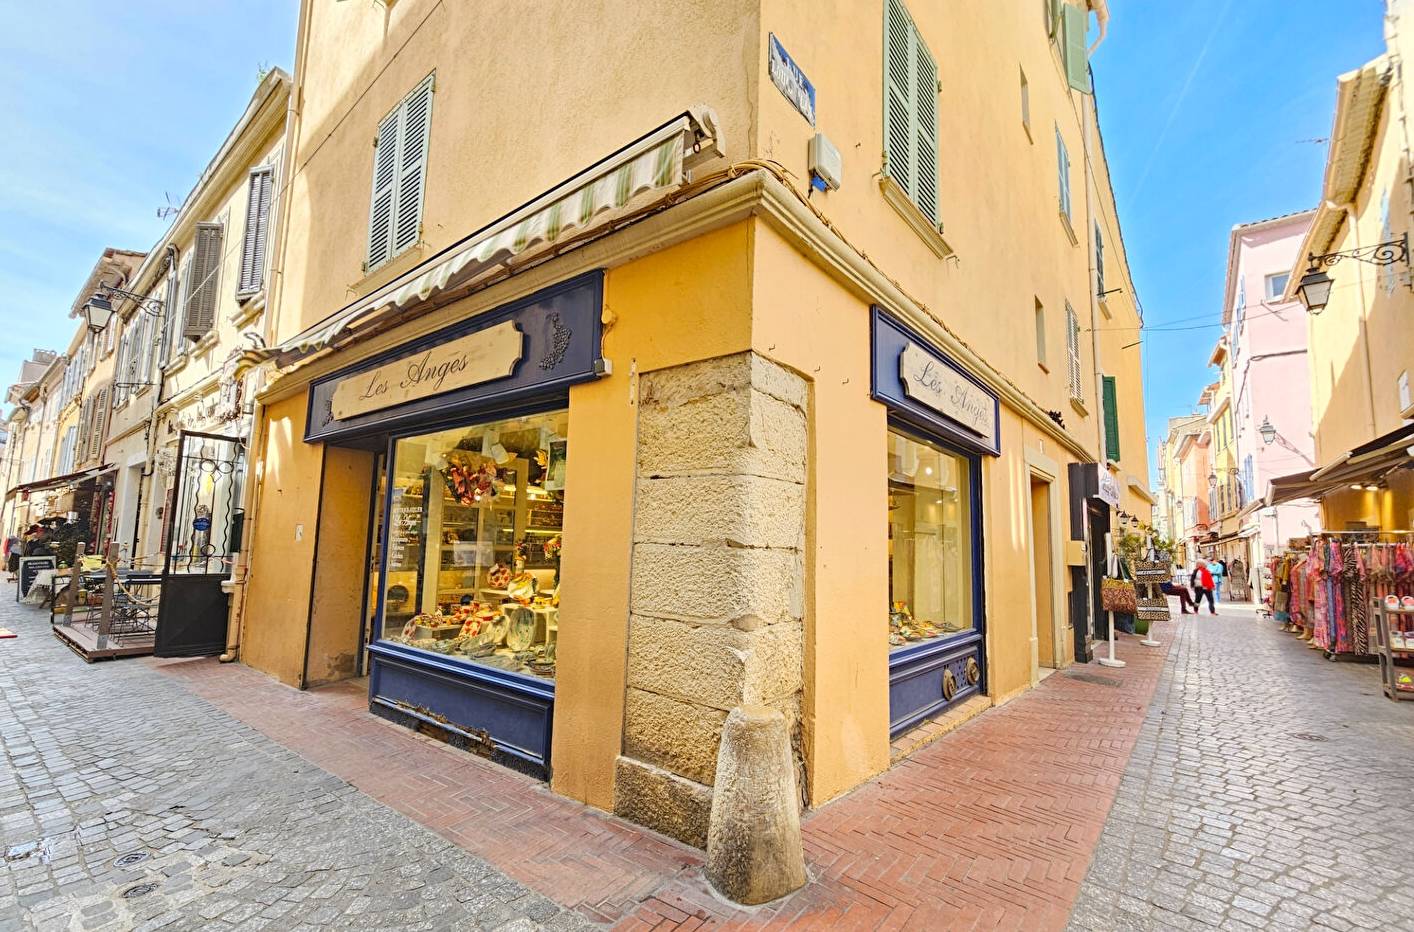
[883,0,913,198]
[1102,375,1120,461]
[1063,2,1092,94]
[913,32,939,225]
[366,106,401,272]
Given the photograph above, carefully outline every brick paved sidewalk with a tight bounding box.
[155,618,1178,930]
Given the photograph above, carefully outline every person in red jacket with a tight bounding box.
[1191,561,1217,615]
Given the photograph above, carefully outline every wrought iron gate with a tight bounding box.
[154,431,245,657]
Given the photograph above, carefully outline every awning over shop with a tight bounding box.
[274,106,724,362]
[5,465,110,500]
[1265,421,1414,506]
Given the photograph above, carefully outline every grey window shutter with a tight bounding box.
[77,396,93,462]
[912,33,939,225]
[1095,223,1105,294]
[238,167,274,293]
[87,384,110,462]
[1063,2,1092,93]
[185,222,223,339]
[883,0,913,198]
[1056,128,1070,219]
[366,107,401,271]
[1066,305,1082,399]
[393,74,434,254]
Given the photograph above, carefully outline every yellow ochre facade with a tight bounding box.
[233,0,1150,845]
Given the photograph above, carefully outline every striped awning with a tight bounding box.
[277,106,723,359]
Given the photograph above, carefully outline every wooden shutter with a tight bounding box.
[366,107,402,271]
[1066,305,1081,399]
[1063,2,1092,93]
[1056,128,1071,219]
[1095,223,1105,295]
[185,222,223,339]
[238,167,274,293]
[87,384,110,462]
[1047,0,1063,38]
[913,36,939,225]
[76,396,94,464]
[883,0,913,199]
[1102,375,1120,460]
[393,75,434,254]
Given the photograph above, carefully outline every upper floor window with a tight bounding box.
[238,164,275,295]
[1020,67,1031,138]
[883,0,940,228]
[1056,127,1072,223]
[1034,298,1047,369]
[1065,302,1082,400]
[366,73,435,273]
[183,222,223,342]
[1264,271,1289,300]
[1094,222,1105,296]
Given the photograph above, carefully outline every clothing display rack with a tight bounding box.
[1373,602,1414,700]
[1266,531,1414,683]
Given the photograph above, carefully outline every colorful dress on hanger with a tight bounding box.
[1347,545,1369,654]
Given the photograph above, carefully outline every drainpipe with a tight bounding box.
[130,244,179,566]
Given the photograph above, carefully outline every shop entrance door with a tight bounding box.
[154,431,245,657]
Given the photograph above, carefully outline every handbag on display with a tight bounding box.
[1100,576,1138,614]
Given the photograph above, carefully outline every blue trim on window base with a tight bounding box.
[367,640,554,779]
[888,633,984,738]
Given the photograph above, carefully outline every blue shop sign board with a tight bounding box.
[305,271,605,445]
[769,33,816,126]
[870,307,1001,457]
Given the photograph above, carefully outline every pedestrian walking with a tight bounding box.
[1192,561,1217,614]
[1208,557,1225,602]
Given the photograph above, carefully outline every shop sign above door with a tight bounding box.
[1096,468,1122,508]
[871,308,1000,456]
[899,344,996,450]
[305,271,604,445]
[329,320,523,420]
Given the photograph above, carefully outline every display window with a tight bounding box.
[887,427,974,649]
[378,409,566,681]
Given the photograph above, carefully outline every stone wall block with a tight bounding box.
[636,353,807,413]
[633,474,804,549]
[622,688,727,785]
[613,755,712,849]
[636,388,804,483]
[626,615,803,710]
[630,543,801,625]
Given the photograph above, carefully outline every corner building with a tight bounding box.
[237,0,1148,847]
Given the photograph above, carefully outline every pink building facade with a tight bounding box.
[1223,212,1322,579]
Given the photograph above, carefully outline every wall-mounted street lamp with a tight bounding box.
[81,284,165,390]
[1296,232,1409,314]
[1258,416,1277,446]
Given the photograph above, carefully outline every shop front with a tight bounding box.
[870,310,996,736]
[300,272,605,779]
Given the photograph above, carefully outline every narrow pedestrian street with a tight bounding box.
[1069,603,1414,931]
[3,587,1412,931]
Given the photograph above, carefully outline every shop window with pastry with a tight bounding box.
[887,427,973,648]
[379,409,566,680]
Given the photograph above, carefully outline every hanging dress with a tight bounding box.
[1347,545,1369,655]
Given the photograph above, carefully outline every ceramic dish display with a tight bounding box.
[504,606,536,651]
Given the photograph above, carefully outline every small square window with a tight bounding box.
[1265,272,1290,300]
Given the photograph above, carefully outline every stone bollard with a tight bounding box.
[705,705,806,905]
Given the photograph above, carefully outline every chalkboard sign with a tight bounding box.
[17,556,57,600]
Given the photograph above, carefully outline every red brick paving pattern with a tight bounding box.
[151,618,1174,930]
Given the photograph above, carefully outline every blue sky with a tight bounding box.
[1089,0,1388,484]
[0,1,295,388]
[0,0,1391,478]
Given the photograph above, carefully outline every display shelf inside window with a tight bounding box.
[379,412,568,681]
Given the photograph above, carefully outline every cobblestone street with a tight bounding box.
[0,589,591,932]
[1070,602,1414,931]
[6,583,1414,931]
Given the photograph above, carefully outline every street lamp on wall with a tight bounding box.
[1297,232,1409,314]
[1258,416,1277,446]
[81,293,116,335]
